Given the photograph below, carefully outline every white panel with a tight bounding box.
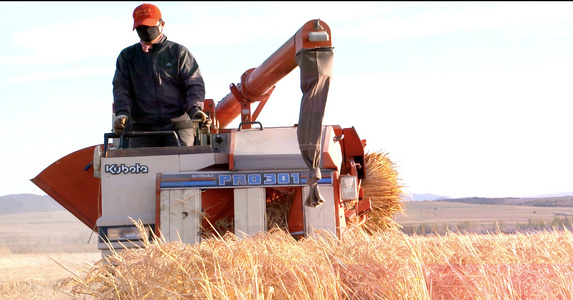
[169,190,184,241]
[101,155,180,221]
[232,126,338,171]
[321,126,343,170]
[233,127,308,170]
[234,188,266,238]
[234,127,300,155]
[159,190,170,241]
[303,185,337,237]
[160,189,202,245]
[179,153,228,171]
[181,189,202,244]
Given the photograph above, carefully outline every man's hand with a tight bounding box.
[113,114,128,134]
[192,111,212,127]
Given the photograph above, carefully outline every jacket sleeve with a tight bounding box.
[112,50,133,118]
[179,49,206,116]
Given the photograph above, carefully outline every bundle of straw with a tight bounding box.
[360,150,407,233]
[263,150,407,233]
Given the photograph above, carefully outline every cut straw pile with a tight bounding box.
[58,227,573,299]
[361,150,407,232]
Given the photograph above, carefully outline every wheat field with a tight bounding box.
[50,227,573,300]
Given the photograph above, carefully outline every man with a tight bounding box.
[112,3,210,147]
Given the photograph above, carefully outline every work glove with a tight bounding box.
[113,114,128,134]
[192,110,212,127]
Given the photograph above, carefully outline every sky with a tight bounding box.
[1,1,573,199]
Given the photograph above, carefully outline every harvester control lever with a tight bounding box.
[238,121,264,131]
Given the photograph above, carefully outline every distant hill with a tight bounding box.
[530,192,573,198]
[0,193,64,215]
[4,191,573,214]
[408,193,451,201]
[407,192,573,202]
[439,196,573,207]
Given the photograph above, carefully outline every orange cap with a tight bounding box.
[132,3,162,30]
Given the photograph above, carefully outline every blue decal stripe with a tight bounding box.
[161,180,217,188]
[160,170,333,189]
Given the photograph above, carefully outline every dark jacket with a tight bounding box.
[113,35,205,125]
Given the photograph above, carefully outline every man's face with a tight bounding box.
[136,21,164,43]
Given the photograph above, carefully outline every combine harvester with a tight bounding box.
[32,19,372,255]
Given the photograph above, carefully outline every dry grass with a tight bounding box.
[57,225,573,300]
[0,252,101,300]
[0,210,101,299]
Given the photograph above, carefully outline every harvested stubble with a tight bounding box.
[58,227,573,299]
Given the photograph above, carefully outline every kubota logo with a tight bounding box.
[105,163,149,175]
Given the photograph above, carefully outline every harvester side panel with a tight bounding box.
[303,184,337,237]
[99,155,180,223]
[231,126,342,171]
[159,188,202,244]
[234,187,267,238]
